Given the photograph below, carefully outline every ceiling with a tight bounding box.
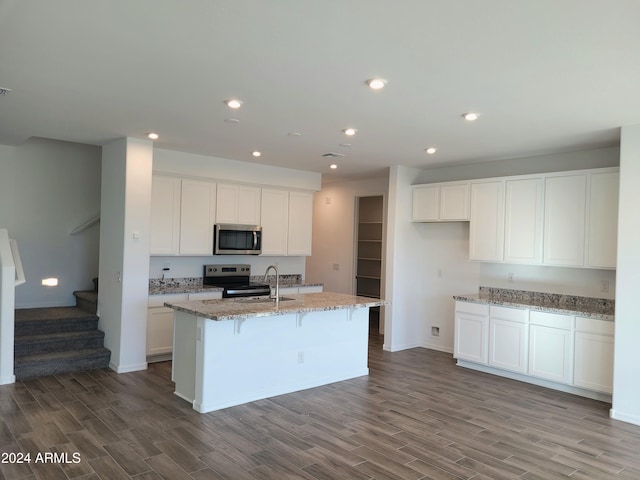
[1,1,639,181]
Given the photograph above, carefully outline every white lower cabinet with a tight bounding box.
[528,311,574,384]
[147,294,188,358]
[573,317,614,393]
[488,306,528,374]
[454,300,614,399]
[147,291,222,360]
[454,302,489,364]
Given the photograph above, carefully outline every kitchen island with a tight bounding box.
[164,292,386,413]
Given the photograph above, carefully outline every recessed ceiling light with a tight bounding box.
[252,151,261,157]
[425,147,437,155]
[462,112,479,121]
[287,132,303,137]
[330,164,338,170]
[366,78,387,90]
[343,128,357,136]
[225,99,243,109]
[147,132,159,140]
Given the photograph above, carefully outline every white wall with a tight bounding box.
[154,148,321,191]
[611,124,640,426]
[99,138,152,374]
[0,229,16,384]
[0,139,101,308]
[306,176,388,294]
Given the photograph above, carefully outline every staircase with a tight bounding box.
[14,291,111,380]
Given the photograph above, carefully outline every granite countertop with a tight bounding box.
[454,286,614,321]
[164,292,387,321]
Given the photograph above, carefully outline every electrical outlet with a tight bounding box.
[333,263,340,271]
[600,280,610,293]
[507,272,514,283]
[297,351,305,364]
[431,326,440,337]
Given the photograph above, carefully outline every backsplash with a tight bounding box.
[149,277,203,288]
[253,274,302,287]
[478,286,615,316]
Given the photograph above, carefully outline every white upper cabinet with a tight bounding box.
[260,188,289,255]
[543,174,587,267]
[287,191,314,256]
[150,175,181,255]
[504,177,543,264]
[260,189,314,256]
[412,182,469,222]
[440,183,470,220]
[216,183,261,225]
[412,185,439,221]
[586,171,619,269]
[179,179,216,255]
[469,181,505,262]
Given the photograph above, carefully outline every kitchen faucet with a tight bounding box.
[264,265,280,305]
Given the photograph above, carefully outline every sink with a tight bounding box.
[236,296,296,304]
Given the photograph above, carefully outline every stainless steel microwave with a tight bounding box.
[213,224,262,255]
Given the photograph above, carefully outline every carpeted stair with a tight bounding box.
[14,293,110,380]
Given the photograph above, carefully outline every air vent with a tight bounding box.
[0,87,11,96]
[322,152,345,158]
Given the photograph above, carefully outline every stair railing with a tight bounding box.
[69,214,100,235]
[0,228,20,384]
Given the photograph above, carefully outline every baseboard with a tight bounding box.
[0,374,15,385]
[383,341,422,352]
[610,408,640,426]
[109,361,148,374]
[421,342,453,354]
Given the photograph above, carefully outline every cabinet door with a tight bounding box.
[260,189,289,255]
[179,180,216,255]
[574,331,614,393]
[504,178,543,264]
[287,191,314,255]
[469,181,505,262]
[215,183,238,224]
[412,186,440,222]
[237,186,261,225]
[586,171,619,269]
[440,184,470,220]
[489,318,528,373]
[150,175,181,255]
[528,324,573,384]
[454,307,489,364]
[543,174,586,266]
[147,307,175,356]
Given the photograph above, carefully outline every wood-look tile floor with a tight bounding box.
[1,334,639,480]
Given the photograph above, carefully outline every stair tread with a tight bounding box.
[15,329,104,342]
[16,306,98,322]
[15,348,111,365]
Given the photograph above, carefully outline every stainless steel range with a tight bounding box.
[203,264,271,298]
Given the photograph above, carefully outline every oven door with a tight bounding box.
[214,224,262,255]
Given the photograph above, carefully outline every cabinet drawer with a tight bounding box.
[490,305,528,323]
[148,294,188,308]
[455,301,489,316]
[575,317,614,335]
[530,310,573,329]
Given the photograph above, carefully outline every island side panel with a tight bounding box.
[172,310,198,404]
[193,307,370,413]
